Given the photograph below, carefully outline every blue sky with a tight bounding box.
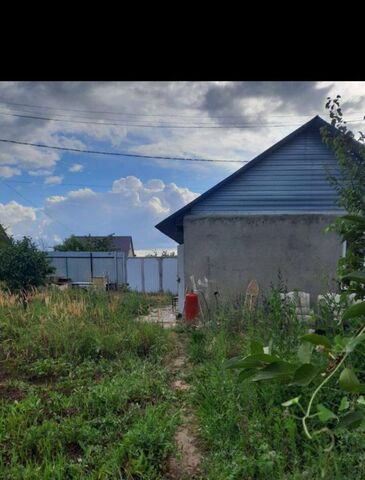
[1,81,364,254]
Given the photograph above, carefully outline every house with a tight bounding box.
[156,116,345,305]
[74,236,135,257]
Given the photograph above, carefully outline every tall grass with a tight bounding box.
[0,288,178,479]
[186,288,365,479]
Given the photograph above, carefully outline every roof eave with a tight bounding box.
[155,115,332,243]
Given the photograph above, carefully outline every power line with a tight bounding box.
[6,180,112,188]
[0,178,73,233]
[0,137,244,163]
[0,99,327,119]
[3,105,365,128]
[0,110,313,128]
[0,98,364,120]
[0,106,226,126]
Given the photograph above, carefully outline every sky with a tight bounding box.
[0,81,364,255]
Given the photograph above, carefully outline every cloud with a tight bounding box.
[1,81,361,180]
[0,166,21,177]
[1,176,198,249]
[44,175,64,185]
[200,81,333,124]
[68,163,84,172]
[0,201,38,237]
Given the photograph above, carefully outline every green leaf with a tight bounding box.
[342,270,365,284]
[292,363,320,386]
[339,368,365,393]
[339,368,360,392]
[224,353,279,370]
[250,340,264,355]
[297,342,313,364]
[317,404,338,422]
[357,396,365,406]
[345,334,365,353]
[336,410,365,430]
[341,214,365,227]
[339,396,350,412]
[251,361,296,382]
[238,369,257,381]
[282,396,301,407]
[223,357,247,369]
[301,333,332,349]
[343,302,365,321]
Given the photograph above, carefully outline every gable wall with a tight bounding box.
[190,128,342,214]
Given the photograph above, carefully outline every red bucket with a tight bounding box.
[184,293,199,322]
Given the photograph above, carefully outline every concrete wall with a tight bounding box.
[183,214,343,304]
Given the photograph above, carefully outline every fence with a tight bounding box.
[47,251,125,285]
[47,252,178,294]
[127,257,177,294]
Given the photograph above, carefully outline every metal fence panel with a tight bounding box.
[126,258,143,291]
[47,252,126,285]
[144,258,160,293]
[50,257,67,278]
[67,257,91,282]
[162,258,178,294]
[47,252,177,293]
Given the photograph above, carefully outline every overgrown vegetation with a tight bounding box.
[0,237,54,307]
[54,234,115,252]
[184,291,365,479]
[0,224,10,248]
[0,289,178,479]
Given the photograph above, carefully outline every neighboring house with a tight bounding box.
[74,236,135,257]
[156,116,346,304]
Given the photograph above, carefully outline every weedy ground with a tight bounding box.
[1,287,364,479]
[183,289,365,479]
[0,288,179,479]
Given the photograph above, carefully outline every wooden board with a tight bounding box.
[244,280,259,312]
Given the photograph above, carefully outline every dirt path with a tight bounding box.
[166,332,203,480]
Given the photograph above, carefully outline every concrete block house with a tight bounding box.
[156,116,345,306]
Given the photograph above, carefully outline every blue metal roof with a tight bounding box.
[155,116,343,244]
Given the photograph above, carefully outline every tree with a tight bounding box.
[0,224,10,248]
[54,234,115,252]
[321,97,365,296]
[0,237,55,305]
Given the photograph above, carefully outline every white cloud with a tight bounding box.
[0,166,21,177]
[68,163,84,173]
[1,81,363,179]
[1,176,198,250]
[0,201,38,237]
[44,175,63,185]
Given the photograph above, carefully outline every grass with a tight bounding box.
[1,285,365,479]
[184,289,365,479]
[0,288,178,479]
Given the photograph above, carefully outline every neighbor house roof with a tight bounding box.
[75,236,135,256]
[155,116,344,244]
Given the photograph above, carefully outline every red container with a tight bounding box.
[184,293,199,322]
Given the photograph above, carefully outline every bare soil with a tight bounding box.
[167,332,203,479]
